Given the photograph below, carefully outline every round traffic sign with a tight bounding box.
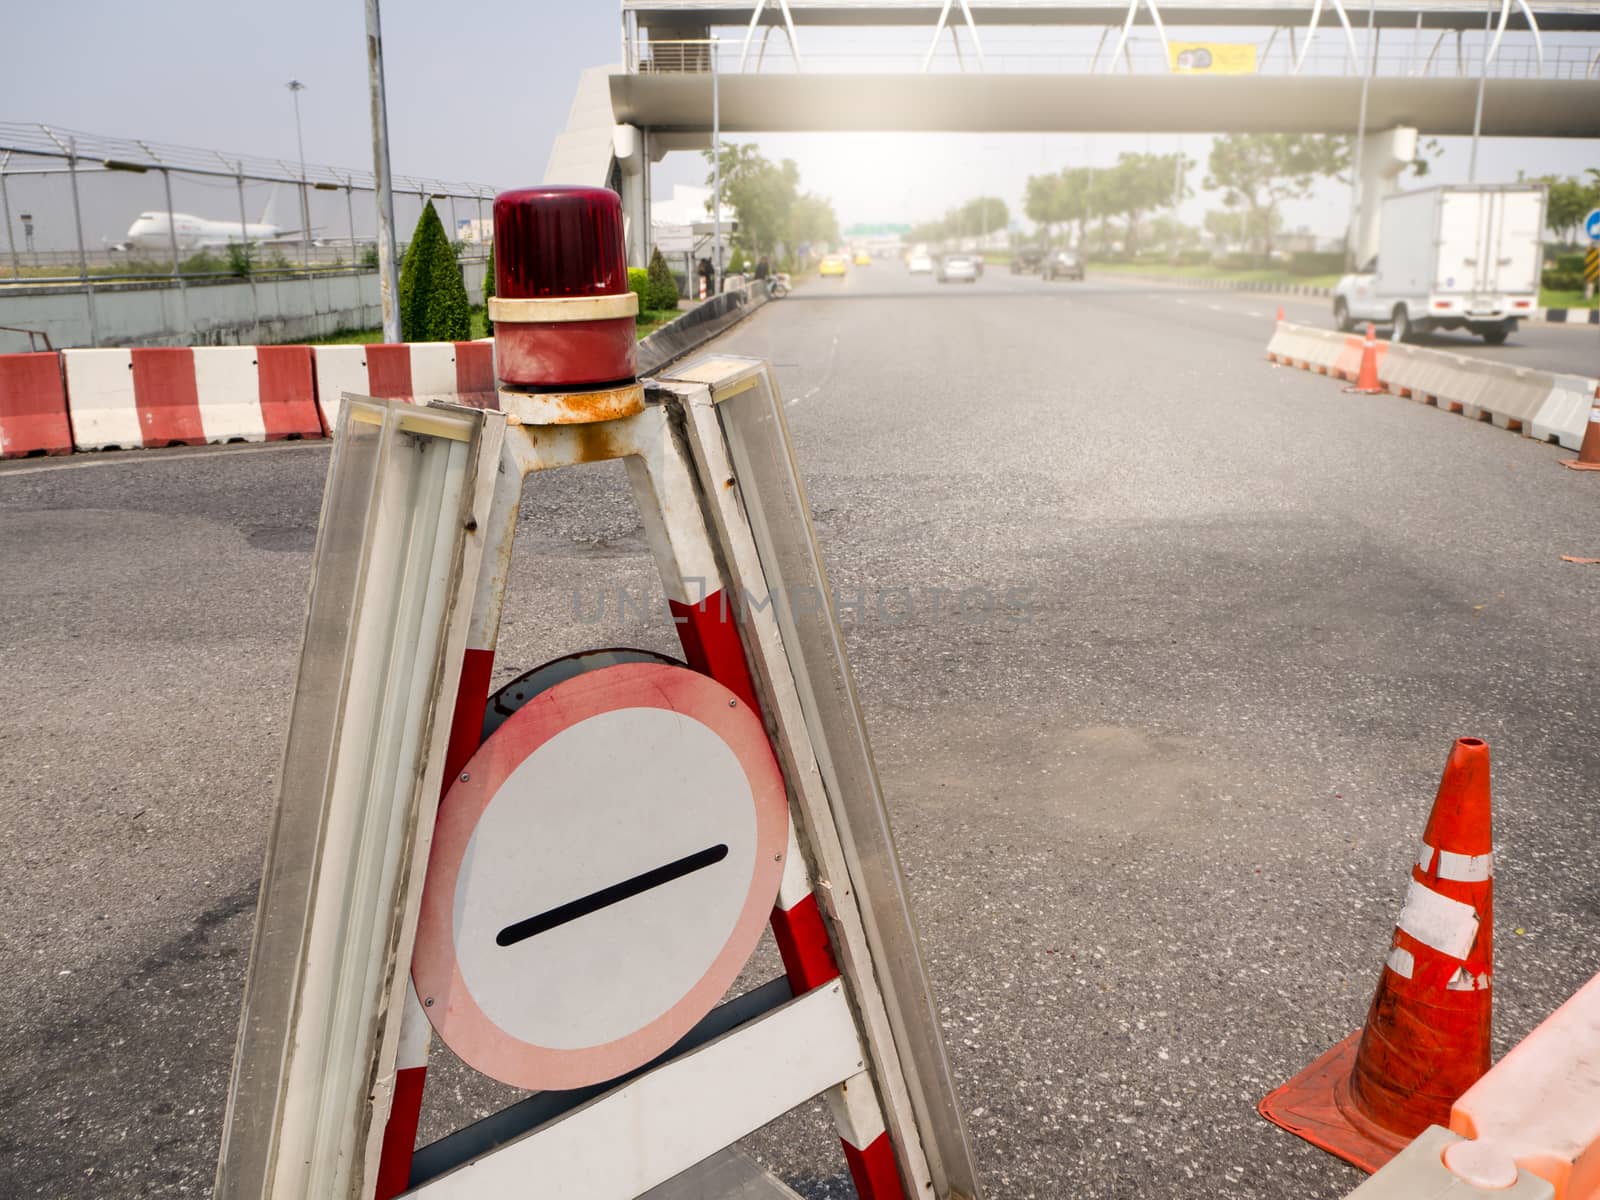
[1586,207,1600,242]
[412,660,788,1090]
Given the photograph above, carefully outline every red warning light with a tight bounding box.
[490,186,638,392]
[493,186,629,300]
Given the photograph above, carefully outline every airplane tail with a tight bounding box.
[259,184,283,230]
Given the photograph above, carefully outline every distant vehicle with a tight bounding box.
[936,253,980,284]
[117,188,299,253]
[1042,249,1084,281]
[1332,184,1544,344]
[908,251,934,274]
[1010,246,1045,275]
[819,254,849,278]
[853,250,872,266]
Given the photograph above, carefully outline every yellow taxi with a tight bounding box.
[819,254,849,278]
[853,250,872,266]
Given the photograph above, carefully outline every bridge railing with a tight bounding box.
[632,33,1600,80]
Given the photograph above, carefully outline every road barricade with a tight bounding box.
[62,347,203,451]
[1270,321,1600,452]
[1534,376,1598,452]
[311,341,497,432]
[1349,970,1600,1198]
[0,351,72,459]
[60,345,323,451]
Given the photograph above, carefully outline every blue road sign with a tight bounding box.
[1586,207,1600,242]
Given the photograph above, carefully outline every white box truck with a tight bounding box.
[1333,184,1545,344]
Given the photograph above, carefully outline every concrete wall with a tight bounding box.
[0,267,487,352]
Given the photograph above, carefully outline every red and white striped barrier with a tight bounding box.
[0,351,72,459]
[59,346,322,452]
[311,341,495,432]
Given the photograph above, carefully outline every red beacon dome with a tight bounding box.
[489,186,638,393]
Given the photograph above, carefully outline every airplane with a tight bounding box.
[116,187,306,253]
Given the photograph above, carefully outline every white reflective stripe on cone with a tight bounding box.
[1397,880,1480,960]
[1386,946,1416,979]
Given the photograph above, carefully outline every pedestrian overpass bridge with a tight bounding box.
[549,0,1600,263]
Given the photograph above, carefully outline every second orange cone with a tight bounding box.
[1258,737,1494,1173]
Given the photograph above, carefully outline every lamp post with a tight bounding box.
[711,35,722,294]
[287,79,311,268]
[364,0,403,343]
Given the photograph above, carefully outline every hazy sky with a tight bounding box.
[5,1,1597,247]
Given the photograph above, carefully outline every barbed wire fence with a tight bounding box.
[0,123,498,347]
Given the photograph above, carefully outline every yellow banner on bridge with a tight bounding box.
[1168,42,1258,74]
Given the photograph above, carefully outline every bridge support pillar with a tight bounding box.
[614,124,651,268]
[1351,126,1418,269]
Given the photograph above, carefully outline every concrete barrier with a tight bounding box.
[0,351,72,459]
[312,341,497,432]
[637,284,771,378]
[59,344,326,451]
[63,348,203,451]
[1271,321,1600,453]
[1530,376,1597,450]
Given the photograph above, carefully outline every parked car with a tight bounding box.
[1010,246,1046,274]
[819,254,849,278]
[907,251,934,274]
[1042,249,1084,281]
[936,253,981,284]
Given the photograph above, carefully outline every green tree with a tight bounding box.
[788,193,840,253]
[1205,134,1347,261]
[1088,153,1187,257]
[646,247,680,310]
[1539,175,1599,245]
[399,201,470,342]
[954,196,1008,239]
[703,143,801,260]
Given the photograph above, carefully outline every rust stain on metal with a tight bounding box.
[498,382,646,427]
[571,423,628,465]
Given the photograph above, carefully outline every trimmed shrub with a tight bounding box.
[646,248,680,311]
[1211,252,1261,271]
[1543,268,1584,292]
[399,201,471,342]
[629,266,650,315]
[1288,251,1347,277]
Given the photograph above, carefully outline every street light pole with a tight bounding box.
[1467,0,1494,182]
[711,35,723,294]
[287,80,311,268]
[364,0,403,343]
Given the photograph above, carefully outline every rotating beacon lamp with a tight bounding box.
[488,185,644,424]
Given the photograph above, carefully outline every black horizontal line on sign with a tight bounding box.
[496,844,731,947]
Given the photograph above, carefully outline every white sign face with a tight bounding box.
[413,661,788,1090]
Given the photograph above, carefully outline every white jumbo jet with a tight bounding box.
[118,187,303,252]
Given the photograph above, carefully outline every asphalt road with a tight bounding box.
[2,270,1598,1199]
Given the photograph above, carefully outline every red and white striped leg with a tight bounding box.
[625,419,907,1199]
[374,986,433,1199]
[371,446,525,1198]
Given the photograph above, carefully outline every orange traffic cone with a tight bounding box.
[1560,386,1600,471]
[1344,323,1385,395]
[1259,737,1493,1174]
[1277,306,1286,323]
